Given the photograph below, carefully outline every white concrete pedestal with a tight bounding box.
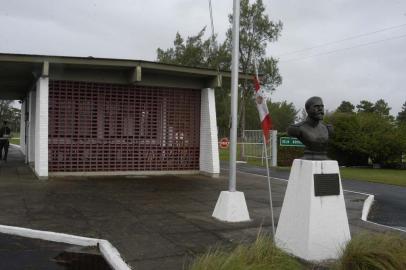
[212,191,250,222]
[275,159,351,261]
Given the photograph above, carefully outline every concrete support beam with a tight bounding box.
[34,77,49,179]
[19,100,26,155]
[205,75,222,89]
[129,66,142,84]
[199,88,220,176]
[42,61,49,77]
[28,90,36,163]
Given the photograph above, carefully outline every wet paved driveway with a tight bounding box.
[0,146,402,270]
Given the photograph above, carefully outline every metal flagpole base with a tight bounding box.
[212,191,251,222]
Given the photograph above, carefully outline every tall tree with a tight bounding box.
[373,99,391,117]
[396,101,406,125]
[156,28,230,70]
[226,0,282,134]
[267,101,298,132]
[0,100,20,132]
[356,100,375,113]
[336,101,355,113]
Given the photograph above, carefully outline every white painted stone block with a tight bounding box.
[212,191,250,222]
[199,88,220,175]
[275,159,351,261]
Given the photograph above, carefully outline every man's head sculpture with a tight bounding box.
[287,96,333,160]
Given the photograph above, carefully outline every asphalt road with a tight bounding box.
[221,162,406,231]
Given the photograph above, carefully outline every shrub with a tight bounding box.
[334,233,406,270]
[190,234,302,270]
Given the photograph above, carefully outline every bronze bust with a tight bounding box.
[287,97,333,160]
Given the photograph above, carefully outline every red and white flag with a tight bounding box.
[253,75,272,143]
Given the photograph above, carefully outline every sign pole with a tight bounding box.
[263,135,276,238]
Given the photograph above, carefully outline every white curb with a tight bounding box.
[361,195,375,221]
[0,225,131,270]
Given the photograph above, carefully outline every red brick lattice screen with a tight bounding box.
[49,81,201,172]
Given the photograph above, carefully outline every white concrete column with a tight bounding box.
[199,88,220,176]
[34,77,49,179]
[19,100,26,154]
[28,90,36,163]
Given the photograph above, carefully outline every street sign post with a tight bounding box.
[280,137,305,147]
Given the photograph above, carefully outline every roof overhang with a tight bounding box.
[0,53,252,100]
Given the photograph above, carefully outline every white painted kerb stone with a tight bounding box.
[212,191,250,222]
[275,159,351,261]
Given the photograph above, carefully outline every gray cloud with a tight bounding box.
[0,0,405,115]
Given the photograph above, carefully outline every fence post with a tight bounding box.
[271,130,277,167]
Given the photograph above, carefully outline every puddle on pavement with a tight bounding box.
[53,246,112,270]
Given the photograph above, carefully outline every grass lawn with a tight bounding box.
[340,167,406,187]
[9,132,20,145]
[9,138,20,145]
[219,148,406,187]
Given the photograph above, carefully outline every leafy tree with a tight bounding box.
[357,112,402,165]
[0,100,20,132]
[336,101,355,113]
[328,112,367,166]
[267,101,298,132]
[397,101,406,125]
[328,108,406,166]
[356,100,375,113]
[373,99,391,117]
[157,28,230,70]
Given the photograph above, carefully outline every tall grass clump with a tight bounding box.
[189,234,302,270]
[335,233,406,270]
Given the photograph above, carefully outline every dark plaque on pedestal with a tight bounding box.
[314,173,340,196]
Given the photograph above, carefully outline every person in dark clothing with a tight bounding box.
[0,121,11,162]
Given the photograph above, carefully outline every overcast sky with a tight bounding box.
[1,0,405,115]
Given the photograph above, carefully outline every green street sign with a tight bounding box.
[280,137,305,147]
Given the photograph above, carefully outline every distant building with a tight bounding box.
[0,53,247,179]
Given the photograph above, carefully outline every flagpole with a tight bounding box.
[212,0,249,223]
[263,135,276,238]
[229,0,240,192]
[254,58,275,238]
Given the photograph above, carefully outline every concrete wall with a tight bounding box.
[199,88,220,176]
[34,77,49,178]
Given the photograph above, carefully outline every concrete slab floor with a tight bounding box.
[0,146,403,270]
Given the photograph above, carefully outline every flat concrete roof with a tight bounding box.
[0,53,251,100]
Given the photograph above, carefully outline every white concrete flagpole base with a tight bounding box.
[275,159,351,261]
[212,191,251,222]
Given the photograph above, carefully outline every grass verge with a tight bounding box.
[9,138,20,145]
[219,148,405,187]
[339,167,406,187]
[334,233,406,270]
[189,234,302,270]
